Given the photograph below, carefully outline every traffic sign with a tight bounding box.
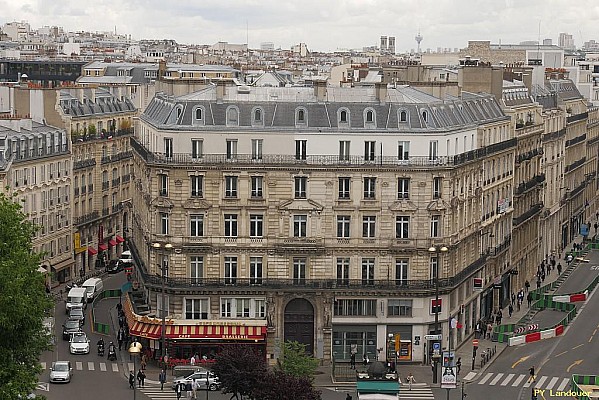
[433,342,441,351]
[425,334,442,341]
[441,367,457,389]
[472,339,479,347]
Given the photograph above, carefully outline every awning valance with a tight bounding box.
[116,235,125,243]
[88,247,98,255]
[98,244,108,251]
[127,321,267,341]
[108,239,117,247]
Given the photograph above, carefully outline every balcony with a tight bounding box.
[513,203,543,227]
[453,138,517,166]
[73,158,96,171]
[516,148,542,164]
[74,210,99,225]
[102,208,110,216]
[565,157,587,173]
[122,174,131,183]
[565,133,587,148]
[515,173,545,196]
[486,235,512,257]
[566,111,588,124]
[112,203,124,214]
[112,177,121,187]
[88,184,94,193]
[515,122,544,136]
[100,155,111,165]
[102,181,110,191]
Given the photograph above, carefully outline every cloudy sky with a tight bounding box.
[2,0,599,52]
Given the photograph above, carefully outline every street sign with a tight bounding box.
[441,366,457,388]
[425,334,442,341]
[472,339,479,347]
[432,342,441,351]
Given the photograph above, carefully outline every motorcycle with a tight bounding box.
[97,342,105,356]
[107,346,117,361]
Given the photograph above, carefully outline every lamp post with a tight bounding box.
[152,242,172,364]
[128,340,142,400]
[428,245,448,384]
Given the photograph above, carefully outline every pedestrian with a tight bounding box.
[137,369,145,387]
[525,280,530,292]
[185,381,193,399]
[350,352,356,369]
[141,353,147,370]
[528,366,536,383]
[567,254,573,264]
[363,354,369,366]
[129,371,135,389]
[536,278,541,289]
[508,304,513,318]
[117,328,124,351]
[486,322,493,340]
[557,263,562,275]
[175,382,184,400]
[159,369,167,390]
[346,394,353,400]
[527,292,533,308]
[541,272,545,282]
[594,222,598,233]
[511,292,516,305]
[190,354,196,366]
[192,378,199,400]
[406,372,415,390]
[475,321,481,339]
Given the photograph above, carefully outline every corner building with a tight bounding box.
[127,83,513,364]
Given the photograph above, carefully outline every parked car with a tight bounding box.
[69,332,90,355]
[62,318,82,340]
[106,259,121,274]
[68,307,85,326]
[173,365,209,378]
[81,277,103,302]
[49,361,72,383]
[172,370,220,391]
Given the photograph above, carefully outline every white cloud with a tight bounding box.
[1,0,598,51]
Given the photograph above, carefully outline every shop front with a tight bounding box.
[332,325,377,362]
[386,325,413,363]
[480,286,494,321]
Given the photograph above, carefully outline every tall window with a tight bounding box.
[397,178,409,199]
[395,258,408,286]
[363,177,376,199]
[224,214,238,237]
[336,257,350,285]
[185,298,208,320]
[294,176,307,199]
[433,177,442,199]
[251,139,263,160]
[399,110,407,122]
[362,216,376,238]
[226,139,238,160]
[224,256,238,284]
[190,256,203,284]
[221,298,232,317]
[430,215,440,237]
[364,141,376,162]
[361,258,375,285]
[337,215,351,238]
[293,257,306,285]
[236,298,251,317]
[194,108,203,121]
[338,177,351,199]
[158,174,168,196]
[339,140,350,161]
[191,139,203,159]
[190,175,203,197]
[190,214,204,237]
[365,110,374,123]
[388,299,412,316]
[340,109,348,123]
[398,141,410,161]
[225,176,238,198]
[395,216,410,239]
[159,212,169,235]
[430,256,439,280]
[254,109,262,123]
[295,140,307,160]
[226,107,239,126]
[251,176,263,198]
[297,109,306,123]
[249,214,263,237]
[429,140,438,161]
[293,215,307,237]
[249,257,263,284]
[164,138,173,158]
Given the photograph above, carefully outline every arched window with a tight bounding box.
[226,106,239,126]
[298,109,305,122]
[195,108,202,120]
[340,110,347,122]
[422,110,428,122]
[363,108,376,127]
[193,106,205,126]
[366,110,374,122]
[254,109,262,122]
[295,108,308,126]
[400,110,407,122]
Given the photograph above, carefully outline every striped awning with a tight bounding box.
[165,324,267,340]
[130,321,162,340]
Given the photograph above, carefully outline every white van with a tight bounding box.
[82,278,104,302]
[65,287,87,313]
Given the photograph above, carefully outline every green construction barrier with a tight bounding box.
[571,375,599,400]
[90,289,123,336]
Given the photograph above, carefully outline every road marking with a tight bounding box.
[511,355,530,369]
[536,376,548,387]
[478,372,493,385]
[36,382,49,392]
[572,344,584,350]
[566,359,583,372]
[545,377,559,390]
[589,335,594,343]
[501,373,515,386]
[75,361,83,370]
[511,374,526,386]
[40,362,46,370]
[127,362,134,372]
[112,363,119,372]
[489,373,504,385]
[463,371,477,381]
[99,362,107,372]
[88,362,94,371]
[553,350,568,358]
[556,378,570,391]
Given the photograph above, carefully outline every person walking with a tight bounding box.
[525,280,530,293]
[192,378,199,400]
[528,366,536,383]
[527,292,533,308]
[456,358,462,374]
[117,328,125,351]
[159,369,167,390]
[137,369,145,387]
[486,322,493,340]
[175,382,184,400]
[140,353,147,371]
[128,371,135,389]
[350,352,356,369]
[345,394,353,400]
[406,372,415,390]
[557,263,562,275]
[508,304,513,318]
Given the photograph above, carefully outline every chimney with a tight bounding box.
[375,82,388,104]
[313,79,327,102]
[216,80,227,103]
[158,59,167,80]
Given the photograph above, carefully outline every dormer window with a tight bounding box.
[399,110,407,122]
[363,108,376,127]
[340,110,347,122]
[252,107,264,126]
[295,108,308,127]
[195,108,202,120]
[338,108,350,127]
[254,109,262,122]
[298,110,305,122]
[193,106,205,126]
[422,110,428,122]
[226,106,239,126]
[366,111,373,122]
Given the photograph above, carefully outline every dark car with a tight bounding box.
[68,307,85,326]
[62,318,82,340]
[106,260,121,274]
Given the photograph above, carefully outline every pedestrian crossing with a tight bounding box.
[40,361,122,373]
[398,387,435,399]
[464,371,570,391]
[139,384,189,399]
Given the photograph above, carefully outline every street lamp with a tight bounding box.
[428,245,448,384]
[152,242,172,364]
[128,340,142,400]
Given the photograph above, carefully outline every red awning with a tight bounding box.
[116,235,125,243]
[130,321,162,340]
[87,247,98,255]
[165,324,267,341]
[108,239,117,247]
[98,244,108,251]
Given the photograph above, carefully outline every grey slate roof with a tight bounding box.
[59,88,136,117]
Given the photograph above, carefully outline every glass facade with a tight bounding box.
[332,325,376,361]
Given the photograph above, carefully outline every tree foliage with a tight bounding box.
[0,192,53,399]
[252,369,321,400]
[277,341,319,380]
[211,345,267,399]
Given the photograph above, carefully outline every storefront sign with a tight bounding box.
[222,335,249,340]
[473,278,483,291]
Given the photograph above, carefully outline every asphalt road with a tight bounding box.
[461,250,599,400]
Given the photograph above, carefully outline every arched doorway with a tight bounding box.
[284,298,314,354]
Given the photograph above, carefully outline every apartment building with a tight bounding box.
[124,81,513,365]
[0,118,74,284]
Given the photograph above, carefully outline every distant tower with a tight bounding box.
[380,36,388,54]
[415,30,423,54]
[388,36,396,55]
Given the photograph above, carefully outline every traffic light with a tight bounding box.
[443,356,450,367]
[431,299,442,314]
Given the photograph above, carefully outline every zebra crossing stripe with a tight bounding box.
[112,363,119,372]
[536,376,548,387]
[87,362,94,371]
[545,377,559,390]
[127,362,134,372]
[99,363,107,372]
[489,373,504,385]
[75,362,83,370]
[501,373,515,386]
[478,372,493,385]
[463,371,477,381]
[398,388,434,399]
[512,374,526,386]
[556,378,570,391]
[139,387,174,399]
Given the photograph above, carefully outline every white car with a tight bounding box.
[49,361,72,383]
[69,332,90,355]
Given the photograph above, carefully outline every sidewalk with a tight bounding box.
[452,233,588,381]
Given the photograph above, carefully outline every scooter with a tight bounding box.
[107,346,117,361]
[97,342,105,356]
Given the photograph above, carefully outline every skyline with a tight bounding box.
[2,0,599,52]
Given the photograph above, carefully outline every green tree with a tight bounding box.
[211,345,267,400]
[0,192,53,398]
[252,369,321,400]
[87,123,97,137]
[277,341,319,380]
